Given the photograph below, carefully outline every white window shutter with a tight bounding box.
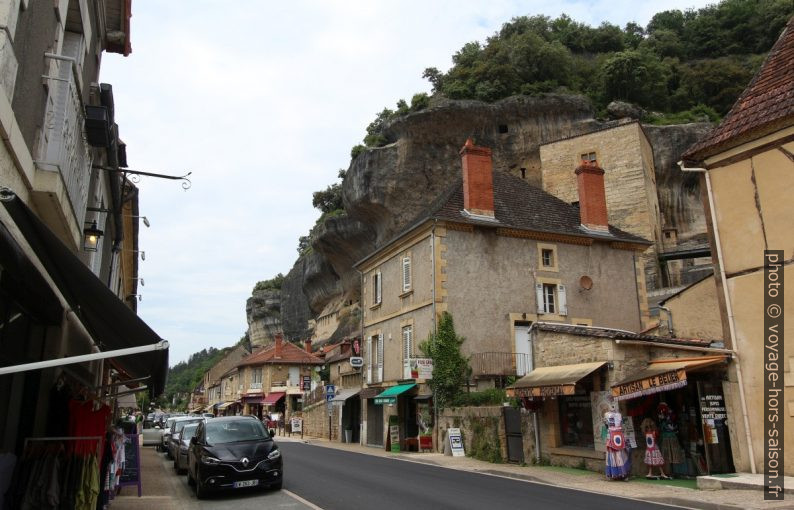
[535,283,545,314]
[402,257,411,292]
[377,334,384,382]
[366,336,373,384]
[558,284,568,315]
[376,272,382,304]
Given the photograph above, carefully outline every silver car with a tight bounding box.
[168,417,205,460]
[159,417,179,452]
[174,422,199,474]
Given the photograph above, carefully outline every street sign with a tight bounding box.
[349,357,364,368]
[302,375,311,391]
[325,384,336,402]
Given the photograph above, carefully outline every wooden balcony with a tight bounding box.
[470,352,530,378]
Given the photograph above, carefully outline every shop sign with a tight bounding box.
[390,425,400,453]
[290,417,302,433]
[374,395,396,405]
[447,427,465,457]
[402,358,433,379]
[302,375,311,391]
[350,357,364,368]
[611,369,687,401]
[513,384,575,398]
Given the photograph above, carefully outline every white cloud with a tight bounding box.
[101,0,713,365]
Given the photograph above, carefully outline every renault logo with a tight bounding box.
[241,457,249,467]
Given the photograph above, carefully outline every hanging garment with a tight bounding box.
[644,432,665,466]
[604,411,631,480]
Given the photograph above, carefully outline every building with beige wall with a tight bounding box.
[355,139,651,450]
[681,17,794,479]
[656,274,723,341]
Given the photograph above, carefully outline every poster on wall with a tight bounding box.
[590,391,612,453]
[447,427,465,457]
[622,415,638,448]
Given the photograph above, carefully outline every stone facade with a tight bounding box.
[658,274,722,341]
[540,121,663,289]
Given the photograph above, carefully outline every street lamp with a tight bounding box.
[83,221,104,251]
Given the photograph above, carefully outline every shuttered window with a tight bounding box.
[402,257,411,292]
[372,272,382,305]
[376,334,384,382]
[536,282,567,315]
[367,336,373,383]
[402,325,413,361]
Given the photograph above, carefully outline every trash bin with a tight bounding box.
[344,429,352,443]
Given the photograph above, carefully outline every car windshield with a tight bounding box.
[205,419,269,445]
[181,424,199,441]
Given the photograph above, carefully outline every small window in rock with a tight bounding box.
[572,201,580,209]
[498,124,508,134]
[664,231,671,239]
[520,168,526,179]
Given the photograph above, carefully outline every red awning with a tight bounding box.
[262,392,286,406]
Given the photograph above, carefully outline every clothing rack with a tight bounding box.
[24,435,102,457]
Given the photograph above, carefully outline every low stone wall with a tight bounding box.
[438,406,536,464]
[302,401,341,440]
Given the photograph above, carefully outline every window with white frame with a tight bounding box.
[372,272,382,305]
[536,282,567,315]
[402,325,413,361]
[580,151,597,163]
[251,368,262,384]
[367,334,384,384]
[402,257,412,292]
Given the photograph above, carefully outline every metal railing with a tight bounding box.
[39,53,92,227]
[470,352,531,377]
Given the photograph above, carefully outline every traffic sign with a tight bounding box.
[325,384,336,402]
[349,357,363,368]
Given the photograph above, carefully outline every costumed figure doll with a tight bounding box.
[657,402,684,469]
[641,418,670,479]
[603,407,631,480]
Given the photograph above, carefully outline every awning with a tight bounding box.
[612,356,728,401]
[374,383,416,405]
[1,196,169,395]
[217,401,237,411]
[509,361,606,398]
[262,392,286,406]
[330,388,360,405]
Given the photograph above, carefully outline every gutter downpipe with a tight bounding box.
[528,322,541,464]
[659,305,674,336]
[679,161,756,474]
[430,221,439,452]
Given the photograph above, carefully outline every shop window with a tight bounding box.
[559,376,595,448]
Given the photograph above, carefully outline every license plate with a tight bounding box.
[233,480,259,488]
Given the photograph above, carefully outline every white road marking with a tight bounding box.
[284,489,326,510]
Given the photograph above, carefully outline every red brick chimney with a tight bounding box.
[305,339,312,354]
[274,333,283,359]
[459,138,494,217]
[575,160,609,232]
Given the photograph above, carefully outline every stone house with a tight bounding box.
[216,366,241,416]
[236,334,323,421]
[655,274,723,341]
[202,344,249,412]
[0,0,168,456]
[540,120,711,292]
[681,17,794,478]
[354,138,651,451]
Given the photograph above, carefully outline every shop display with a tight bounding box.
[603,409,631,480]
[641,419,670,479]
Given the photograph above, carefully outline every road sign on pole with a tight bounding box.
[325,384,336,402]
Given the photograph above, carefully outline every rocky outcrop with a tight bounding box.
[643,123,714,241]
[607,101,645,120]
[246,289,281,349]
[268,94,712,345]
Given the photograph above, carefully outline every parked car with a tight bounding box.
[159,417,179,452]
[202,413,215,419]
[175,423,199,474]
[187,416,282,498]
[142,423,163,447]
[167,416,204,460]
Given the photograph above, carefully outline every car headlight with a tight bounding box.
[267,449,281,460]
[201,454,221,465]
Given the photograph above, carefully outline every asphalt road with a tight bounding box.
[279,442,684,510]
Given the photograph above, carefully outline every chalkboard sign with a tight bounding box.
[118,434,142,497]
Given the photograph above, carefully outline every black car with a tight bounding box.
[175,423,199,474]
[187,416,282,498]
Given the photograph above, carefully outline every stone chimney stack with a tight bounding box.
[305,339,312,354]
[274,333,283,359]
[575,160,609,232]
[459,138,495,217]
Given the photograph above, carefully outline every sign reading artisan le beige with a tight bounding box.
[612,368,687,400]
[513,385,576,397]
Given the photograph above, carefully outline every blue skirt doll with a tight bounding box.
[604,410,631,480]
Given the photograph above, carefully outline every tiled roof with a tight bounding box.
[683,17,794,163]
[325,350,352,364]
[238,341,323,367]
[430,172,648,244]
[536,322,715,347]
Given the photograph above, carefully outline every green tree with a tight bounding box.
[419,312,470,410]
[602,50,670,109]
[254,274,284,292]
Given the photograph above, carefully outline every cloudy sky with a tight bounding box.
[100,0,713,366]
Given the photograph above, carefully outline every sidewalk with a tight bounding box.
[278,434,794,510]
[110,446,191,510]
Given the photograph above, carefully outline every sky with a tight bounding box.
[100,0,715,366]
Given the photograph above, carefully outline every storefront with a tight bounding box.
[242,395,264,419]
[329,389,362,443]
[611,356,734,475]
[372,383,432,452]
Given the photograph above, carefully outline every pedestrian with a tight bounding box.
[603,405,631,480]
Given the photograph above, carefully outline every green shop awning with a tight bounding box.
[373,383,416,405]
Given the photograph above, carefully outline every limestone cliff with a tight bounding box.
[245,288,281,349]
[269,94,712,344]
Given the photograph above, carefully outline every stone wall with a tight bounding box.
[302,401,341,441]
[438,406,536,464]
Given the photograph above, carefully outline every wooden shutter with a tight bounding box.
[366,336,373,383]
[402,257,411,292]
[535,283,545,313]
[375,272,382,304]
[377,334,384,382]
[402,326,412,360]
[558,284,568,315]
